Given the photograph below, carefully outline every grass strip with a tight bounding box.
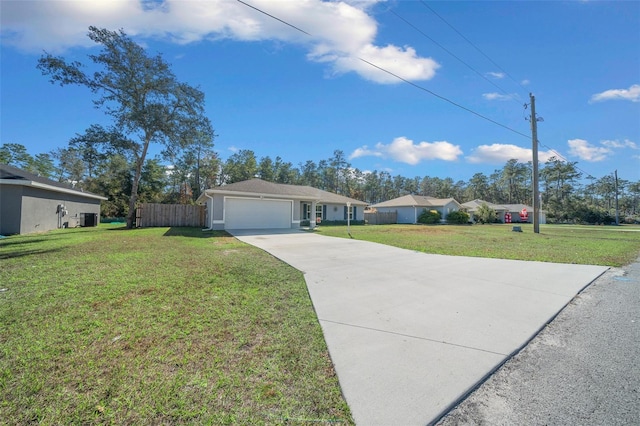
[0,225,352,425]
[317,223,640,267]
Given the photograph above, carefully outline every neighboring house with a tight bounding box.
[195,178,367,230]
[461,199,547,224]
[461,199,509,223]
[0,164,107,235]
[370,194,462,224]
[502,203,547,224]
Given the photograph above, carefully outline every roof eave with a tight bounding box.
[199,187,367,205]
[0,179,108,201]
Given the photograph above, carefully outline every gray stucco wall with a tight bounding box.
[322,203,364,221]
[0,185,102,235]
[292,201,301,224]
[212,194,225,222]
[0,185,23,235]
[21,187,101,234]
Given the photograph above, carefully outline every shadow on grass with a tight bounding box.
[105,226,228,238]
[163,227,229,238]
[0,247,64,260]
[0,230,83,246]
[0,237,52,247]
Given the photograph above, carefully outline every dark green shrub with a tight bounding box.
[446,210,470,224]
[317,220,365,226]
[475,203,496,224]
[418,209,441,224]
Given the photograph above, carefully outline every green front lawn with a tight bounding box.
[317,223,640,267]
[0,226,352,425]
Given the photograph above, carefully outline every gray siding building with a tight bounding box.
[1,164,107,235]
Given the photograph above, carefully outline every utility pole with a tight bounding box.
[530,93,540,234]
[615,170,619,225]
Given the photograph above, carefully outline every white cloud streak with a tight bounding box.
[0,0,439,84]
[590,84,640,103]
[349,137,463,165]
[600,139,637,149]
[568,139,611,162]
[466,143,555,164]
[485,71,504,79]
[482,92,517,101]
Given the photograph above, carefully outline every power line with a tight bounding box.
[523,103,600,179]
[420,1,530,95]
[360,58,530,139]
[388,8,520,103]
[236,0,531,140]
[236,0,311,36]
[239,0,610,181]
[537,141,598,179]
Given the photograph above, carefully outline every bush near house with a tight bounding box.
[475,203,497,224]
[418,209,441,224]
[446,210,470,224]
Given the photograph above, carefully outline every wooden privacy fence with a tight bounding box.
[136,203,205,228]
[364,211,397,225]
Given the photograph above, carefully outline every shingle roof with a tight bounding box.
[371,194,460,208]
[460,200,536,213]
[501,203,533,212]
[1,163,72,190]
[198,179,367,205]
[460,199,508,212]
[0,163,107,200]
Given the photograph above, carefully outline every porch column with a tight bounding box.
[309,201,316,229]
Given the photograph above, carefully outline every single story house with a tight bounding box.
[0,163,107,235]
[461,199,509,223]
[195,178,368,230]
[370,194,462,224]
[461,199,546,224]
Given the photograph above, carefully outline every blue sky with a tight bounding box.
[1,0,639,183]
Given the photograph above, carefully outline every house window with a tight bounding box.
[316,204,323,221]
[303,203,311,220]
[347,205,353,220]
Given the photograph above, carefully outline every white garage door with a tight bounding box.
[225,198,292,229]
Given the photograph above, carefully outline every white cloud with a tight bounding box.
[482,92,517,101]
[0,0,439,84]
[466,143,555,164]
[227,145,239,153]
[349,145,383,159]
[600,139,637,149]
[521,79,530,86]
[325,44,440,84]
[590,84,640,103]
[349,136,462,165]
[568,139,611,162]
[485,71,504,79]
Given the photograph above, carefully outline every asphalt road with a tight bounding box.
[437,256,640,425]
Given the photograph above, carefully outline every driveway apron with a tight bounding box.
[230,229,608,425]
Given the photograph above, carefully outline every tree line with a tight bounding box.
[2,142,639,225]
[1,26,637,226]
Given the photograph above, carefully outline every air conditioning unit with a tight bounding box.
[80,213,98,227]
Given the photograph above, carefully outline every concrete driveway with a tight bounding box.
[230,229,608,425]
